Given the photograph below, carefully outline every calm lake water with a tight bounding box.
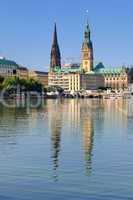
[0,99,133,200]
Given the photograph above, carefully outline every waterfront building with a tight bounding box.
[48,68,74,91]
[0,57,29,80]
[0,57,48,87]
[29,70,48,87]
[128,68,133,84]
[49,67,104,92]
[95,63,128,90]
[127,68,133,92]
[17,66,29,79]
[103,68,128,90]
[68,73,81,92]
[0,57,18,78]
[48,71,69,91]
[48,23,104,92]
[81,73,104,90]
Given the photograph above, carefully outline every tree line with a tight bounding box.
[0,76,64,96]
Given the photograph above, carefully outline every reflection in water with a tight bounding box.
[48,99,95,179]
[67,99,81,132]
[80,104,94,175]
[82,118,94,175]
[51,120,62,181]
[102,99,128,131]
[0,99,132,199]
[0,99,129,180]
[48,100,63,181]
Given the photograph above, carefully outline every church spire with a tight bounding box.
[85,21,90,42]
[53,23,58,45]
[84,20,91,47]
[50,23,61,70]
[81,20,94,73]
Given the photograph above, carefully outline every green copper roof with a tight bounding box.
[51,65,127,75]
[95,67,127,75]
[0,58,19,69]
[52,66,82,74]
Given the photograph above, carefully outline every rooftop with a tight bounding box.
[94,63,127,74]
[96,67,127,74]
[52,65,82,74]
[34,71,48,75]
[19,66,28,71]
[0,58,19,69]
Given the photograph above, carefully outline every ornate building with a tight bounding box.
[0,57,18,77]
[48,22,104,92]
[29,70,48,86]
[48,21,130,92]
[0,57,48,87]
[17,66,29,79]
[81,21,93,73]
[50,23,61,70]
[95,63,128,90]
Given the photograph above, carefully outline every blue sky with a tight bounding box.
[0,0,132,71]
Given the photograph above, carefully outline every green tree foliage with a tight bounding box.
[2,77,44,93]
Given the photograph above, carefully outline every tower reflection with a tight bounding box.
[80,104,94,175]
[48,99,94,180]
[48,100,63,181]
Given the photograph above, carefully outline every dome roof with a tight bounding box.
[95,62,105,71]
[0,58,19,69]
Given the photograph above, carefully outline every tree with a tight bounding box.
[2,77,43,94]
[25,79,42,92]
[0,76,4,84]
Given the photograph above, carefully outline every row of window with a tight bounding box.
[106,77,127,81]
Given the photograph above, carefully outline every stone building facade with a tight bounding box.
[29,71,48,87]
[95,63,129,90]
[0,57,18,78]
[48,22,130,92]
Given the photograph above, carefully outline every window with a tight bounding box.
[13,69,16,75]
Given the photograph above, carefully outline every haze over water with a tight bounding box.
[0,99,133,200]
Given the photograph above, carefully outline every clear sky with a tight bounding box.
[0,0,132,71]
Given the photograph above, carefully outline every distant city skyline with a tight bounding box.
[0,0,133,71]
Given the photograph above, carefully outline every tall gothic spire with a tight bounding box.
[53,23,58,45]
[50,23,61,70]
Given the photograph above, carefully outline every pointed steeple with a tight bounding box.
[83,20,91,47]
[50,23,61,70]
[53,23,58,45]
[81,20,94,72]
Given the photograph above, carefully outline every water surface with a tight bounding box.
[0,99,133,200]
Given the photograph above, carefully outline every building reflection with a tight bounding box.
[67,99,81,134]
[67,99,94,174]
[80,104,94,175]
[103,99,128,130]
[47,100,63,181]
[47,99,94,179]
[51,119,62,181]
